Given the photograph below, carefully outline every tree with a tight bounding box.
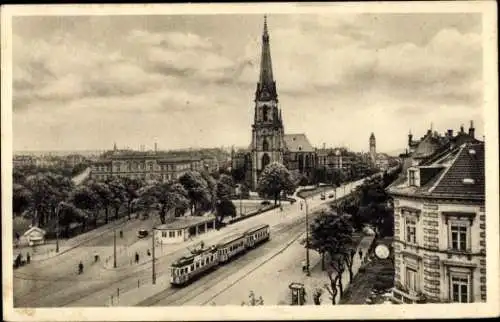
[121,177,144,220]
[13,183,31,214]
[201,171,218,212]
[256,162,296,205]
[106,177,127,220]
[179,171,211,215]
[136,181,190,224]
[216,174,235,200]
[57,201,88,237]
[309,211,354,304]
[70,185,101,229]
[215,199,236,224]
[23,173,69,227]
[87,180,113,224]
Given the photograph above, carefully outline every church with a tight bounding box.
[232,17,317,189]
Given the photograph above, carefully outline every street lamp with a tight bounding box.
[152,230,156,284]
[305,199,310,276]
[55,203,61,253]
[113,228,117,268]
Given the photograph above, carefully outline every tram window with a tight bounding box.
[191,264,194,270]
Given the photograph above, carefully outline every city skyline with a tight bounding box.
[12,13,484,153]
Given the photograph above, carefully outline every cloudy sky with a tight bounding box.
[12,12,484,153]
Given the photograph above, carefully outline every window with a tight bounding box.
[169,231,175,238]
[450,224,468,251]
[405,268,418,292]
[190,264,194,271]
[162,232,167,238]
[177,230,182,237]
[451,275,470,303]
[406,217,417,244]
[408,170,416,186]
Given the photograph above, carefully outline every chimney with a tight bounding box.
[468,120,475,138]
[460,124,465,133]
[447,129,453,137]
[154,142,158,153]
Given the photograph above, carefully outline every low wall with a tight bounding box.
[228,204,279,225]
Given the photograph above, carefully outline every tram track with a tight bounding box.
[137,210,322,306]
[13,180,361,307]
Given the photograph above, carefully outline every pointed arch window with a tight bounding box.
[262,105,269,121]
[263,139,269,151]
[262,153,271,170]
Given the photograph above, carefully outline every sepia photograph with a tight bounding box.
[1,2,498,321]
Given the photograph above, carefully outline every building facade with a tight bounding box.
[91,151,203,182]
[388,123,485,304]
[233,17,317,189]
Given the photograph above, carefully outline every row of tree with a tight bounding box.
[13,164,242,237]
[307,167,402,304]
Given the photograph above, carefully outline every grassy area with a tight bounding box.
[340,239,394,305]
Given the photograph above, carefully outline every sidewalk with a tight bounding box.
[13,215,135,262]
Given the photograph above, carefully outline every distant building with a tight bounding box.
[91,150,204,182]
[316,147,354,173]
[13,155,36,167]
[388,122,485,304]
[369,133,376,165]
[232,17,317,189]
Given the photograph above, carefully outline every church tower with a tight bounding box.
[251,16,285,189]
[369,133,376,165]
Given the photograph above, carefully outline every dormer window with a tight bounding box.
[408,169,416,186]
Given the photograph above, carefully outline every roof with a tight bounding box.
[171,246,218,267]
[430,143,484,200]
[23,226,46,237]
[217,233,246,246]
[154,215,216,230]
[284,134,315,152]
[387,142,484,201]
[245,224,269,234]
[412,134,443,159]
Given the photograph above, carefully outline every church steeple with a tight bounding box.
[255,15,277,102]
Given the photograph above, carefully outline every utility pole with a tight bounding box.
[113,228,117,268]
[56,203,60,253]
[305,199,310,276]
[152,231,156,284]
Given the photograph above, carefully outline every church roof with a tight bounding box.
[284,134,314,152]
[255,16,277,102]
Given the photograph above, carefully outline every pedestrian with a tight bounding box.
[280,205,283,212]
[135,252,139,263]
[78,261,84,274]
[147,249,151,256]
[26,253,30,264]
[358,250,363,260]
[119,230,123,238]
[301,260,306,272]
[300,202,303,211]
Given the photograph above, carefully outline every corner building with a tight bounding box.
[387,128,485,303]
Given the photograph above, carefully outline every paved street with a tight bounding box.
[14,179,367,307]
